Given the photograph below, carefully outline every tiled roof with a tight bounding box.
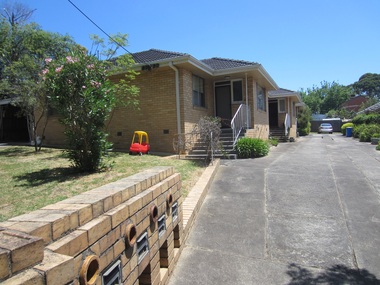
[131,49,188,64]
[358,102,380,114]
[269,88,296,96]
[131,49,259,71]
[200,57,258,70]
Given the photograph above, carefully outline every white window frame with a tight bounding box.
[278,99,286,113]
[256,84,266,111]
[231,79,243,103]
[192,75,205,107]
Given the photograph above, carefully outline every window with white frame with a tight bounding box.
[192,75,205,107]
[232,80,243,102]
[278,99,286,113]
[257,84,266,111]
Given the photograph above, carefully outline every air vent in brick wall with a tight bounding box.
[0,166,184,285]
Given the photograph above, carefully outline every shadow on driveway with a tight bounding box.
[286,263,380,285]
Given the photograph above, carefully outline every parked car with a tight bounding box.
[318,123,333,134]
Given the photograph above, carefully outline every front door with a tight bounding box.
[215,85,231,127]
[269,101,278,128]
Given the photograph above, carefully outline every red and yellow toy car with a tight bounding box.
[129,131,150,155]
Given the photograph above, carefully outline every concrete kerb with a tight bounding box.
[181,159,220,242]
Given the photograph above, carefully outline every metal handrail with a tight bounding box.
[284,113,291,136]
[231,104,250,146]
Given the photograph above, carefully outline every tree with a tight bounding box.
[44,43,139,172]
[0,1,35,26]
[301,81,351,114]
[353,73,380,99]
[0,1,74,150]
[297,106,312,136]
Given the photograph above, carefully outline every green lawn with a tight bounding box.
[0,146,205,222]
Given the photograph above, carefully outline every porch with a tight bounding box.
[268,88,305,140]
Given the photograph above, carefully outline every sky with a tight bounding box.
[14,0,380,91]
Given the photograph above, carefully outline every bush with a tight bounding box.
[377,142,380,151]
[341,122,354,135]
[235,138,269,158]
[356,124,380,142]
[352,113,380,125]
[267,138,279,147]
[297,107,311,136]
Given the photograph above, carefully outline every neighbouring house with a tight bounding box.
[268,88,304,140]
[341,95,368,112]
[41,49,304,153]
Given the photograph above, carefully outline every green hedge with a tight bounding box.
[352,113,380,125]
[235,137,269,158]
[341,122,354,135]
[353,124,380,142]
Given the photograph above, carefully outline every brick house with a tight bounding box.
[268,88,305,139]
[341,95,368,112]
[42,49,303,153]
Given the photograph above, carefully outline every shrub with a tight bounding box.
[297,107,311,136]
[353,124,366,138]
[357,124,380,142]
[373,133,380,138]
[235,138,269,158]
[268,138,279,147]
[377,142,380,151]
[352,113,380,125]
[341,122,354,135]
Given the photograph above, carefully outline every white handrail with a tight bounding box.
[231,104,250,146]
[284,113,291,136]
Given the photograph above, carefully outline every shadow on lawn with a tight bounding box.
[14,167,83,187]
[0,146,63,157]
[286,263,380,285]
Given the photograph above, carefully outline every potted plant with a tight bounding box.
[371,133,380,145]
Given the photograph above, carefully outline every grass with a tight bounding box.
[0,146,206,222]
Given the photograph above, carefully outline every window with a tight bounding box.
[232,80,243,102]
[278,99,286,113]
[257,84,266,111]
[192,75,205,107]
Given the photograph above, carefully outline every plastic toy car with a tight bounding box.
[129,131,150,155]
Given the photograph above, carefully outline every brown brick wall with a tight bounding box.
[38,67,273,152]
[246,78,270,140]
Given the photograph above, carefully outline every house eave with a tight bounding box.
[213,64,278,90]
[269,91,303,104]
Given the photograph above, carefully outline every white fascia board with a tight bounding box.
[212,64,261,77]
[269,92,303,104]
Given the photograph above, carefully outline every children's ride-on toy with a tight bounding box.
[129,131,150,155]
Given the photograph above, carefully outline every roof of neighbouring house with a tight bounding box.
[268,88,304,106]
[357,102,380,114]
[268,88,297,96]
[341,95,368,112]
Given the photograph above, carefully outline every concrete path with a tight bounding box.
[168,134,380,285]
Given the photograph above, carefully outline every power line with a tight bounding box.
[67,0,145,63]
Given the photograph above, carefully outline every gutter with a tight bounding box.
[169,62,182,135]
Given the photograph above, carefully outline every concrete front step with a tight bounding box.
[185,153,237,160]
[186,128,246,160]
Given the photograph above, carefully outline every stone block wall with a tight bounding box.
[0,166,183,285]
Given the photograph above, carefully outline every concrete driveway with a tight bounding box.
[168,134,380,285]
